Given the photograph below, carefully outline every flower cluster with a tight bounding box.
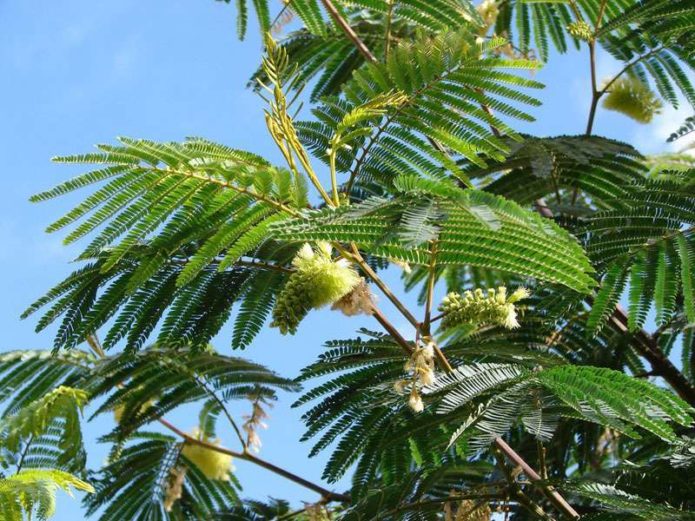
[602,76,663,124]
[444,499,492,521]
[271,242,361,334]
[439,287,530,330]
[476,0,499,30]
[181,429,234,481]
[567,20,593,41]
[163,466,187,512]
[395,339,436,413]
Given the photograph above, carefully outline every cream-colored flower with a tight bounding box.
[408,388,424,413]
[181,429,234,481]
[272,242,361,334]
[164,466,187,512]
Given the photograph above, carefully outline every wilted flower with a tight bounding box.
[331,279,375,316]
[164,466,187,512]
[476,0,499,29]
[242,394,271,454]
[408,388,424,413]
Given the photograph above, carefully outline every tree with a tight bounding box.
[2,0,694,519]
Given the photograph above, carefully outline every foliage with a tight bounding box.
[0,470,94,521]
[6,0,695,519]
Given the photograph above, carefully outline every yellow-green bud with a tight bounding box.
[438,286,530,330]
[567,21,593,41]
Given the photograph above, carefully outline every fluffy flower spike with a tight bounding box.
[272,242,361,334]
[181,428,234,481]
[602,76,663,124]
[438,286,530,330]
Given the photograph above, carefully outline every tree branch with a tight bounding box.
[84,334,349,504]
[319,0,377,63]
[157,417,350,502]
[494,438,580,519]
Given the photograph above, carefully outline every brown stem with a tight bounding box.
[84,335,348,503]
[610,305,695,405]
[585,41,599,137]
[371,306,414,355]
[16,434,34,473]
[158,418,349,502]
[494,437,580,519]
[493,448,555,521]
[319,0,377,63]
[347,244,419,327]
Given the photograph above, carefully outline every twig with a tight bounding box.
[158,417,350,502]
[83,334,349,503]
[494,438,579,519]
[493,447,556,521]
[319,0,377,63]
[16,434,34,473]
[371,306,414,355]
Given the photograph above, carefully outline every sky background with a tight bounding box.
[0,1,693,519]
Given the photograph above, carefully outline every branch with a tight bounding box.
[344,243,419,327]
[597,45,665,98]
[158,417,350,502]
[190,372,248,449]
[609,305,695,405]
[493,447,555,521]
[319,0,377,63]
[494,438,580,519]
[371,306,414,355]
[84,334,349,504]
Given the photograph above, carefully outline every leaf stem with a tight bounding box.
[158,417,350,502]
[84,334,349,503]
[494,437,580,519]
[319,0,377,63]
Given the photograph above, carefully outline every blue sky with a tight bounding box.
[0,1,692,519]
